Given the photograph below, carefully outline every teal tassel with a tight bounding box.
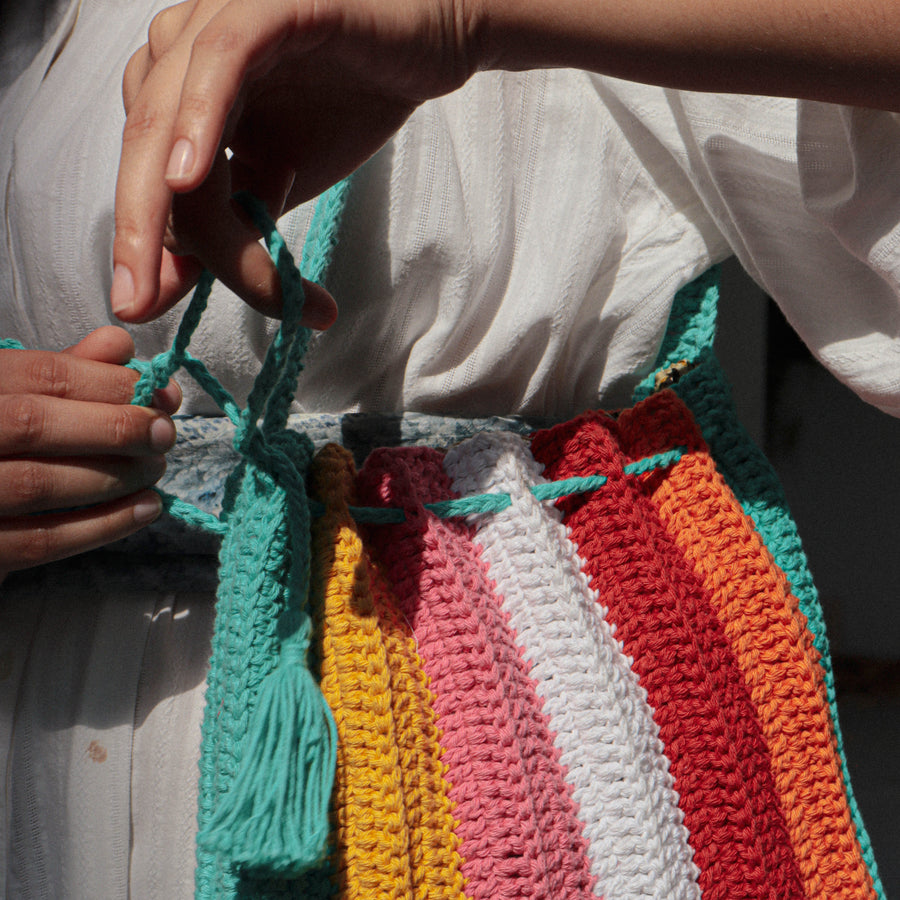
[197,634,338,878]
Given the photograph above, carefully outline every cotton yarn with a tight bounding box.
[5,201,882,898]
[443,431,701,899]
[632,272,884,895]
[618,391,875,899]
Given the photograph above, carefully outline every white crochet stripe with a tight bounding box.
[444,431,701,900]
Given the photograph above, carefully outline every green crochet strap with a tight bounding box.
[193,192,349,897]
[120,186,350,898]
[634,268,884,897]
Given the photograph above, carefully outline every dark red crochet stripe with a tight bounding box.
[356,446,596,900]
[617,391,805,896]
[531,411,801,900]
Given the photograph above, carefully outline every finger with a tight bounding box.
[61,327,183,413]
[154,154,337,321]
[1,348,141,403]
[298,279,338,329]
[0,454,167,516]
[147,0,197,63]
[149,376,184,415]
[0,395,176,457]
[0,490,164,574]
[113,0,255,322]
[164,0,333,193]
[114,6,210,321]
[131,213,338,326]
[64,325,135,364]
[152,248,338,325]
[140,244,204,321]
[123,2,197,111]
[113,73,179,322]
[122,44,152,112]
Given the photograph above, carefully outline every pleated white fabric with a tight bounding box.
[7,1,900,416]
[444,432,701,899]
[0,555,216,899]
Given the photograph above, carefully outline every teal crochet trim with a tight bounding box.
[0,338,26,349]
[633,266,884,898]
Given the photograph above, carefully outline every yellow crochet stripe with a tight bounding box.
[650,450,875,900]
[310,448,410,899]
[368,559,470,900]
[309,444,469,900]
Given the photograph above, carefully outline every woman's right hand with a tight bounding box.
[112,0,480,324]
[0,326,181,581]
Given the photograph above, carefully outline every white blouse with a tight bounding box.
[4,0,900,418]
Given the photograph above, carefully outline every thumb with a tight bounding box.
[64,326,136,364]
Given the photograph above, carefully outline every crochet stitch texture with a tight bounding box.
[633,272,884,895]
[357,446,597,900]
[619,392,876,899]
[531,412,804,900]
[305,444,468,900]
[443,431,701,899]
[92,196,880,899]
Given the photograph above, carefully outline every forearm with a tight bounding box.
[472,0,900,110]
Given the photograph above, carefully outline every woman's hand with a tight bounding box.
[0,327,181,580]
[112,0,479,324]
[112,0,900,330]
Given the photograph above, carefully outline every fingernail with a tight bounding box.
[166,138,195,181]
[133,492,163,525]
[111,264,135,318]
[149,415,176,452]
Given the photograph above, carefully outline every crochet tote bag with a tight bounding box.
[6,185,881,899]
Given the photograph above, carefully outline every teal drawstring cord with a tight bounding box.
[127,188,349,897]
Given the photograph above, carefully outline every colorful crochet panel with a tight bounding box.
[77,195,879,899]
[270,388,874,900]
[239,392,875,900]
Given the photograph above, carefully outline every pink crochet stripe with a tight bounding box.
[357,446,597,900]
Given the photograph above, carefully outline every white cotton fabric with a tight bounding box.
[5,0,900,417]
[444,432,701,900]
[0,555,217,900]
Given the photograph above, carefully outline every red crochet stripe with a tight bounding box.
[357,446,596,900]
[530,412,803,900]
[617,390,827,710]
[618,391,869,900]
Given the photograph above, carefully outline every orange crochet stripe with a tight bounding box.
[310,444,469,900]
[621,390,826,708]
[619,391,875,900]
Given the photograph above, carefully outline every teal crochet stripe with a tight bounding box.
[0,338,25,349]
[633,266,884,898]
